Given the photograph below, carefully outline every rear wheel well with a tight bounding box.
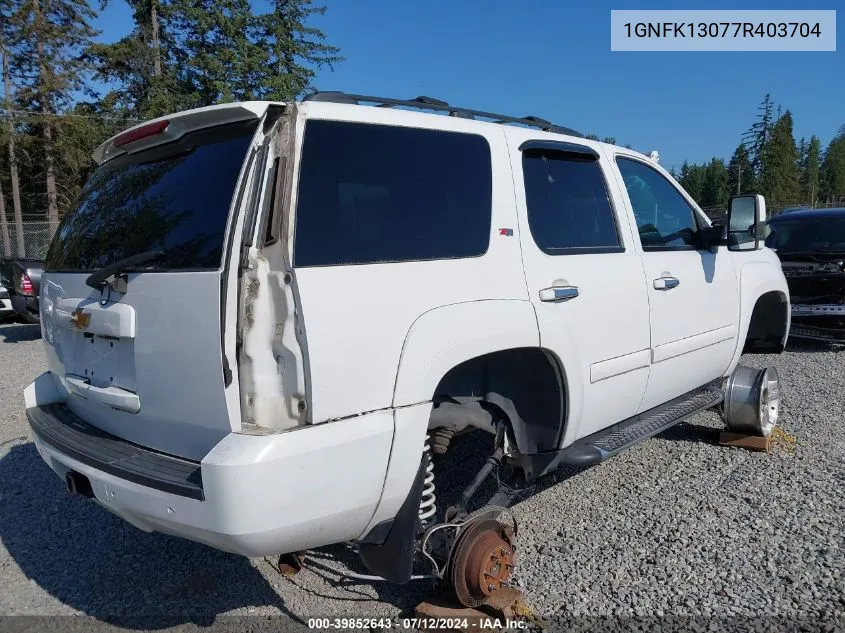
[431,347,565,455]
[744,291,789,353]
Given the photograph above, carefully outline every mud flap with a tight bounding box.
[357,454,428,584]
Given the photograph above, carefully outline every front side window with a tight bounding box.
[293,120,492,267]
[617,157,700,250]
[522,150,622,254]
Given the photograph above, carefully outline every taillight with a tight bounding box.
[20,274,33,296]
[113,120,169,147]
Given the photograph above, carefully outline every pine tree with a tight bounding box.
[802,136,821,206]
[701,158,730,208]
[167,0,266,105]
[253,0,342,100]
[727,143,755,196]
[678,161,707,205]
[10,0,99,232]
[87,0,196,119]
[820,127,845,203]
[797,136,808,191]
[741,93,775,176]
[760,111,801,208]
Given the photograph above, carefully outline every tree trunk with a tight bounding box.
[1,31,25,256]
[151,0,161,77]
[34,0,60,234]
[42,116,60,233]
[0,179,10,257]
[7,128,24,256]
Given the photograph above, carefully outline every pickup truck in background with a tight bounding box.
[765,207,845,342]
[0,257,43,324]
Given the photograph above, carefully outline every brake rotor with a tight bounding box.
[448,519,516,608]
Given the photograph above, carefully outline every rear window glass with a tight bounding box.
[45,119,258,272]
[522,150,621,253]
[293,120,492,267]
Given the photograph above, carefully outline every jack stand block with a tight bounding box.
[415,587,525,632]
[719,430,772,452]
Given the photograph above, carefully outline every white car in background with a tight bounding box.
[0,283,14,319]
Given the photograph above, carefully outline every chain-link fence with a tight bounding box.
[0,221,56,260]
[700,200,845,222]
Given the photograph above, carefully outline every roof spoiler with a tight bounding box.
[92,102,272,165]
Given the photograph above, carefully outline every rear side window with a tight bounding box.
[293,120,492,267]
[46,119,258,272]
[522,150,622,254]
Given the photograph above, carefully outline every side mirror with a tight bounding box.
[727,194,766,251]
[700,221,727,252]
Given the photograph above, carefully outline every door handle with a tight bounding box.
[539,286,579,302]
[653,276,680,291]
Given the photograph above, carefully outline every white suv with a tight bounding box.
[25,92,789,606]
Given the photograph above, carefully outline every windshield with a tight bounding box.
[45,119,258,272]
[765,215,845,253]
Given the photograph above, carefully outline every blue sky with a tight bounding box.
[92,0,844,171]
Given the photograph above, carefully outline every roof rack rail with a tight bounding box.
[303,91,583,138]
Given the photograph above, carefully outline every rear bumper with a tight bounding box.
[28,404,204,499]
[10,294,38,317]
[26,373,395,557]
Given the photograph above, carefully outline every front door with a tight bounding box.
[612,155,739,412]
[511,136,652,445]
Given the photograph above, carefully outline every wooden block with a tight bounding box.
[414,589,524,632]
[414,598,490,632]
[481,586,523,619]
[719,430,772,452]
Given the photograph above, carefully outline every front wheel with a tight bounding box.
[722,365,780,437]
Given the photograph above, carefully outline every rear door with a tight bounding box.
[39,107,265,460]
[510,135,652,444]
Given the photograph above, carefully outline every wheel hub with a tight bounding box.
[448,519,516,607]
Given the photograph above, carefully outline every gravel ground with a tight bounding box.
[0,320,843,632]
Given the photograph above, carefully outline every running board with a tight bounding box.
[522,384,724,480]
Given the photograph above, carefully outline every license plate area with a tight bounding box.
[62,332,137,392]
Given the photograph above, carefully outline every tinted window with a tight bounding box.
[522,150,621,253]
[293,120,491,267]
[766,215,845,252]
[617,158,700,250]
[46,119,258,271]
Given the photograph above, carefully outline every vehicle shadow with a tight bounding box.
[655,419,723,446]
[785,338,843,354]
[0,322,41,343]
[287,430,594,615]
[0,443,306,628]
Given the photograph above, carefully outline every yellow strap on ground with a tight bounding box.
[771,426,797,452]
[512,597,547,629]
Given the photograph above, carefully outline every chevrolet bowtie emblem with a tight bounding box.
[70,309,91,330]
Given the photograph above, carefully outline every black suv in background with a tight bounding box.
[0,257,43,324]
[766,207,845,342]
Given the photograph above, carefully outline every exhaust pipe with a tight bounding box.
[65,471,95,498]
